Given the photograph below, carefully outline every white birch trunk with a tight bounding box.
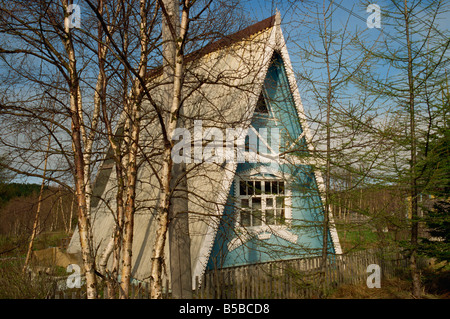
[119,0,148,298]
[150,0,190,299]
[62,0,98,299]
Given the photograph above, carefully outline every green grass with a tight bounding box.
[0,231,72,298]
[0,231,70,258]
[33,231,69,251]
[335,222,407,253]
[337,229,380,252]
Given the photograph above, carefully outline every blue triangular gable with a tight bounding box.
[207,53,335,270]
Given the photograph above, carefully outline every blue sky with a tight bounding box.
[241,0,449,107]
[241,0,450,65]
[6,0,449,184]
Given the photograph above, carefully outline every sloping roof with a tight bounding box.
[67,13,341,288]
[146,15,277,79]
[68,14,280,286]
[187,15,276,60]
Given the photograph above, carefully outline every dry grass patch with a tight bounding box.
[329,277,447,299]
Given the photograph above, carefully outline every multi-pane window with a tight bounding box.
[238,180,286,227]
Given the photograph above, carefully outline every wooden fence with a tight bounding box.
[192,248,410,299]
[53,248,415,299]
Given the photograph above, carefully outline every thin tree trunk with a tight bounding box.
[404,0,421,298]
[150,1,191,299]
[68,194,74,234]
[93,0,125,299]
[71,95,98,299]
[62,0,98,299]
[320,0,332,297]
[22,130,52,273]
[161,0,192,299]
[60,196,68,233]
[119,0,148,298]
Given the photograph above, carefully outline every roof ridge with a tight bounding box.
[184,15,276,63]
[146,15,276,79]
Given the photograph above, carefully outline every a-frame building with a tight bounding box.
[68,13,342,289]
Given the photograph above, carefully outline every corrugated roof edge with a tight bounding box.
[146,14,276,79]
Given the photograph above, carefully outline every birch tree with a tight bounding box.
[1,0,261,300]
[22,125,53,273]
[0,0,114,298]
[83,0,245,298]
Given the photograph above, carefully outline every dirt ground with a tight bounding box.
[328,276,450,299]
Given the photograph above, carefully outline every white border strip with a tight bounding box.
[276,24,343,256]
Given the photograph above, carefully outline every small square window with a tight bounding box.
[272,181,278,194]
[238,179,288,227]
[266,209,274,224]
[240,181,247,195]
[241,210,251,227]
[247,181,254,195]
[264,181,271,194]
[252,197,262,209]
[279,181,285,194]
[255,181,262,195]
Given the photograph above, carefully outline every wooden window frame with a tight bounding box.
[236,177,292,229]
